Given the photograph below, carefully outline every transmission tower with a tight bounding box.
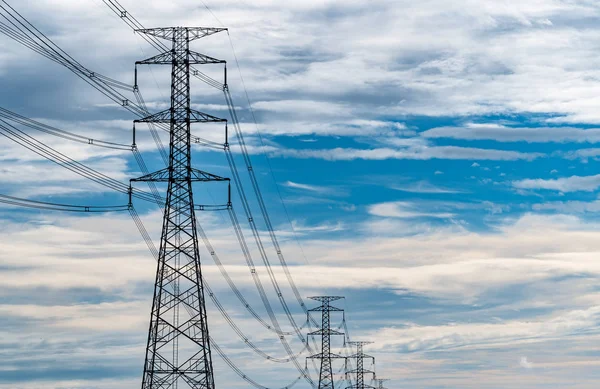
[375,378,390,389]
[346,341,375,389]
[307,296,346,389]
[130,26,229,389]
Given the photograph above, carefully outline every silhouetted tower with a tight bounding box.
[375,378,390,389]
[308,296,346,389]
[131,27,229,389]
[346,341,375,389]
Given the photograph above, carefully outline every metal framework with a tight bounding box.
[308,296,345,389]
[132,26,228,389]
[346,342,375,389]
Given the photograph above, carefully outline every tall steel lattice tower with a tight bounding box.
[131,26,229,389]
[307,296,346,389]
[346,341,375,389]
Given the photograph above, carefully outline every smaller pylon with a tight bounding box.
[346,341,375,389]
[375,378,390,389]
[307,296,346,389]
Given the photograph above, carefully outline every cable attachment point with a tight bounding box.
[127,185,133,210]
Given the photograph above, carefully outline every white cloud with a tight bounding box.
[368,201,455,219]
[368,306,600,353]
[422,123,600,143]
[520,356,534,369]
[513,174,600,193]
[562,148,600,162]
[284,180,340,195]
[390,181,465,194]
[272,146,541,161]
[533,200,600,213]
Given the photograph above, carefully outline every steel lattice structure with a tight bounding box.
[308,296,345,389]
[131,26,228,389]
[346,342,375,389]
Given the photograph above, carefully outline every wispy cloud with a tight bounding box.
[422,123,600,143]
[513,174,600,193]
[283,180,346,196]
[391,181,465,194]
[368,201,455,219]
[272,146,541,161]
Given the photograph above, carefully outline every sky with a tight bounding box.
[2,0,600,388]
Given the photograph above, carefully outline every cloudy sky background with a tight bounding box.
[2,0,600,388]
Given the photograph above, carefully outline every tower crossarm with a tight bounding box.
[136,27,227,41]
[135,109,227,124]
[309,306,343,312]
[131,167,230,183]
[347,353,375,361]
[136,50,225,65]
[347,368,375,374]
[308,329,344,336]
[347,341,373,347]
[308,352,346,359]
[309,296,344,303]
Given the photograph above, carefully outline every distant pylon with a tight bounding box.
[346,341,375,389]
[307,296,346,389]
[375,378,390,389]
[131,26,229,389]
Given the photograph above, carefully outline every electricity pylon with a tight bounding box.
[375,378,390,389]
[131,26,229,389]
[308,296,346,389]
[346,341,375,389]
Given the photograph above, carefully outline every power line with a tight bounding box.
[0,118,159,203]
[0,106,132,151]
[0,193,129,212]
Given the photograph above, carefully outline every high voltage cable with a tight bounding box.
[0,0,219,154]
[0,105,167,209]
[208,11,327,338]
[0,0,169,164]
[210,339,304,389]
[197,213,307,337]
[0,118,159,203]
[224,67,314,325]
[225,149,318,386]
[0,1,145,116]
[0,193,129,213]
[224,106,317,334]
[0,107,132,151]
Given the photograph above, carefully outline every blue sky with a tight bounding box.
[2,0,600,388]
